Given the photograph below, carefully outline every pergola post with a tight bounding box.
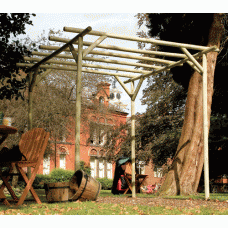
[131,81,136,198]
[203,53,210,200]
[74,36,83,171]
[27,68,39,179]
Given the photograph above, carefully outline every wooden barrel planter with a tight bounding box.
[69,170,101,201]
[44,182,70,203]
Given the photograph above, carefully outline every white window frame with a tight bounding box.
[154,167,163,178]
[59,154,66,170]
[43,155,50,175]
[136,161,145,174]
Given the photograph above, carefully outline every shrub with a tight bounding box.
[80,161,91,175]
[96,178,113,190]
[31,161,91,189]
[32,169,74,189]
[50,168,75,182]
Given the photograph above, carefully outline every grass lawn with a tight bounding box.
[1,189,228,215]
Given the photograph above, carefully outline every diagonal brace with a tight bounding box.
[181,47,203,73]
[114,76,133,97]
[131,78,144,101]
[83,35,107,57]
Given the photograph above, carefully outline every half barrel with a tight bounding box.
[69,170,101,201]
[44,182,70,203]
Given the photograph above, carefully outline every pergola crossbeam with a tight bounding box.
[39,45,176,65]
[26,26,92,73]
[49,36,187,59]
[31,51,163,70]
[16,63,138,78]
[124,45,218,84]
[23,57,151,74]
[63,27,212,51]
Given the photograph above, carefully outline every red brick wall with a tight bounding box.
[143,162,164,186]
[38,82,127,177]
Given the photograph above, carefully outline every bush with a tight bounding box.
[50,168,75,182]
[96,178,113,190]
[31,162,90,189]
[32,169,74,189]
[80,161,91,175]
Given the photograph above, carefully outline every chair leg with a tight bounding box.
[16,166,41,206]
[2,199,11,206]
[123,174,132,194]
[0,167,18,201]
[0,188,10,206]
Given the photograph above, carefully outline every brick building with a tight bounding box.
[37,82,165,187]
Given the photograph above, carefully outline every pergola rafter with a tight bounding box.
[16,26,219,200]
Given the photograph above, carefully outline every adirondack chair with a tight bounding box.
[0,128,49,206]
[123,162,148,194]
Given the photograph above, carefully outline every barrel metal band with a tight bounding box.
[94,181,101,200]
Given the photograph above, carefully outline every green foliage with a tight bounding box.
[0,13,36,100]
[208,114,228,178]
[32,164,91,189]
[80,161,91,175]
[49,168,75,182]
[96,178,113,190]
[31,169,75,189]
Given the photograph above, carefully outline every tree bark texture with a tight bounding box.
[159,14,224,196]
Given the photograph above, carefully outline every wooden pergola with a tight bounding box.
[17,26,219,199]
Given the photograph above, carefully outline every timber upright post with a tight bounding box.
[74,36,83,171]
[203,53,210,200]
[131,81,136,198]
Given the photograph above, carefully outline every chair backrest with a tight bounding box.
[125,162,132,174]
[19,128,50,162]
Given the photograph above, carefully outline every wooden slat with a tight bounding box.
[26,26,92,73]
[31,51,162,69]
[39,45,176,65]
[49,36,186,58]
[63,27,212,51]
[24,57,151,74]
[17,63,138,79]
[124,45,219,83]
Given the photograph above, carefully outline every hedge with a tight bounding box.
[96,177,113,190]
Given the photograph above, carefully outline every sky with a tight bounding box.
[18,13,149,115]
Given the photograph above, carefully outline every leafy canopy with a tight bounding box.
[0,13,36,100]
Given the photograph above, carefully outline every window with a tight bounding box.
[90,128,98,145]
[90,157,97,178]
[43,155,50,175]
[90,157,113,179]
[154,167,163,178]
[98,159,105,178]
[99,129,105,145]
[107,162,112,179]
[136,161,145,174]
[60,154,66,169]
[89,122,109,146]
[99,96,104,107]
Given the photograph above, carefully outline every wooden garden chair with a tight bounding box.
[0,128,49,206]
[123,162,148,194]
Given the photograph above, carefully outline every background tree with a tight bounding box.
[136,13,228,196]
[0,13,36,100]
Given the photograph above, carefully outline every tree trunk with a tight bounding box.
[159,13,224,196]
